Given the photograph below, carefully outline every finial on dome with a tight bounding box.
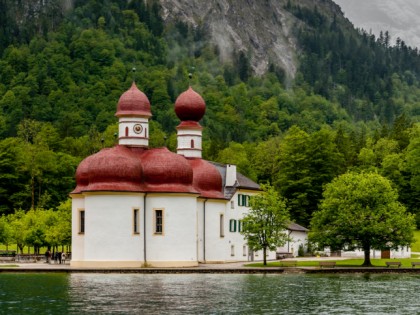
[132,67,136,82]
[188,66,195,84]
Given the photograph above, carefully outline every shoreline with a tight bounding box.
[2,261,420,274]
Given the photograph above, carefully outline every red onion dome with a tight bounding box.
[174,87,206,122]
[71,155,96,194]
[116,82,151,117]
[141,147,196,193]
[189,159,224,199]
[84,146,143,192]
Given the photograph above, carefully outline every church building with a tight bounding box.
[70,82,278,267]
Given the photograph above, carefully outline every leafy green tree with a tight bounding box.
[216,142,257,181]
[405,123,420,225]
[310,172,415,267]
[241,184,290,265]
[43,200,71,250]
[8,210,27,253]
[24,209,47,254]
[275,126,344,226]
[0,215,13,250]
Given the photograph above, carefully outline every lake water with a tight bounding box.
[1,273,420,314]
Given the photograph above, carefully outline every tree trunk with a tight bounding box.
[362,244,372,267]
[31,174,35,210]
[263,247,267,265]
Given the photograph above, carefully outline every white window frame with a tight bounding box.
[154,208,164,235]
[79,209,85,234]
[133,208,140,234]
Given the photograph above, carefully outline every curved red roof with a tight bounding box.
[72,154,95,194]
[116,82,151,117]
[72,146,144,193]
[140,147,196,193]
[175,87,206,122]
[189,158,224,199]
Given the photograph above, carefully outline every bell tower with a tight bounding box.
[175,87,206,158]
[115,82,152,147]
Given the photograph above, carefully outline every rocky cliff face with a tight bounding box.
[159,0,345,79]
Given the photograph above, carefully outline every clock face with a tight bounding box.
[133,124,143,134]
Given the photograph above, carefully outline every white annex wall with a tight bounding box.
[277,230,308,257]
[228,189,277,262]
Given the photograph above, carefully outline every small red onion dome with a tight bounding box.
[189,159,224,199]
[82,146,143,192]
[174,87,206,122]
[141,147,197,193]
[116,82,151,117]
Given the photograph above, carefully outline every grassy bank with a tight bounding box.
[247,258,420,268]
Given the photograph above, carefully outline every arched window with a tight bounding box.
[125,126,129,137]
[191,139,194,148]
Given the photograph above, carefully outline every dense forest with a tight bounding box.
[0,0,419,233]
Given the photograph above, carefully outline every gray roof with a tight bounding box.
[287,222,309,232]
[208,161,260,200]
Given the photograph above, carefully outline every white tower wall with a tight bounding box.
[118,117,149,147]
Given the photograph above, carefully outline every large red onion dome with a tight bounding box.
[174,87,206,122]
[77,146,143,192]
[71,155,96,194]
[116,82,151,117]
[189,159,224,199]
[141,147,196,193]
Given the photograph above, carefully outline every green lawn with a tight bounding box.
[412,231,420,252]
[246,258,420,268]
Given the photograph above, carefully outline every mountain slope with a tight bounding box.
[159,0,346,79]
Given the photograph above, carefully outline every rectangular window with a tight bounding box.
[231,245,235,256]
[238,194,243,206]
[238,220,242,232]
[238,194,250,207]
[230,200,234,209]
[154,209,163,234]
[79,210,85,234]
[220,214,224,237]
[243,245,247,257]
[229,219,237,232]
[133,208,140,234]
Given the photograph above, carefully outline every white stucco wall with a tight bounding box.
[145,194,198,266]
[198,199,229,262]
[71,196,85,262]
[83,194,144,262]
[118,117,149,147]
[277,230,308,257]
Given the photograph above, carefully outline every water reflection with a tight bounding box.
[1,273,420,314]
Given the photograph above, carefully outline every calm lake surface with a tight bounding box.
[1,273,420,314]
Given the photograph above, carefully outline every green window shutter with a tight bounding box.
[242,195,246,207]
[229,219,237,232]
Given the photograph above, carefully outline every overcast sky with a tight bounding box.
[333,0,420,48]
